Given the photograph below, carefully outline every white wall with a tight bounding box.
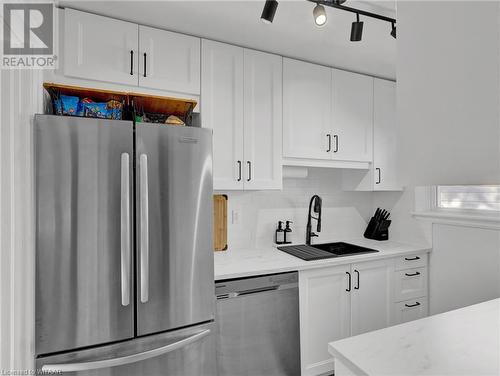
[0,70,42,371]
[221,168,373,250]
[375,1,500,313]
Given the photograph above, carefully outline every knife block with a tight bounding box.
[364,217,391,241]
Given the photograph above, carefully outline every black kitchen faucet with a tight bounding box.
[306,195,322,245]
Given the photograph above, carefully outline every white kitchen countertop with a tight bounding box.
[214,238,430,280]
[328,299,500,376]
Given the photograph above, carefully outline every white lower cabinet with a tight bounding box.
[350,260,393,336]
[299,258,394,376]
[300,255,429,376]
[299,265,351,376]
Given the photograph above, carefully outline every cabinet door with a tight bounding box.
[243,49,282,190]
[139,26,200,95]
[299,266,351,376]
[332,69,373,162]
[373,79,399,190]
[350,259,393,336]
[201,40,244,190]
[64,9,138,86]
[283,58,331,160]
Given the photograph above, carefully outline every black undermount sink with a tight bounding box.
[278,242,378,261]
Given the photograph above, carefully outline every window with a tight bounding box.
[437,185,500,212]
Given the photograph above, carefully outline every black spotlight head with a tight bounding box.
[261,0,278,24]
[391,23,397,39]
[350,14,363,42]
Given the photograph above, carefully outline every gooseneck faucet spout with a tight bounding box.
[306,195,322,245]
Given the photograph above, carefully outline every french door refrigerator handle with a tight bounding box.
[120,153,131,306]
[140,154,149,303]
[40,329,211,373]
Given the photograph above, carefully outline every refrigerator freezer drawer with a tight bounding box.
[36,322,216,376]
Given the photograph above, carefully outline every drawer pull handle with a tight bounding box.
[354,269,360,290]
[405,271,421,277]
[405,302,421,308]
[405,256,420,261]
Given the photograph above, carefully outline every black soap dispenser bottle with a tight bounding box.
[275,221,285,245]
[284,221,293,244]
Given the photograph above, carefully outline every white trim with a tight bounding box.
[411,211,500,230]
[283,157,370,170]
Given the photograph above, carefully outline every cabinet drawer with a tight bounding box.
[395,253,427,271]
[393,297,428,325]
[394,267,427,301]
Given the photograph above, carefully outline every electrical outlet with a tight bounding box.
[231,209,241,225]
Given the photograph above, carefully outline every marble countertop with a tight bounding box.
[328,299,500,376]
[214,238,430,280]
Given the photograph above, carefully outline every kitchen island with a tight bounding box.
[328,298,500,376]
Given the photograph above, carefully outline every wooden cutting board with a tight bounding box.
[213,195,228,251]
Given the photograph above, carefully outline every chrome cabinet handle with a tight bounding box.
[140,154,149,303]
[41,329,211,373]
[237,160,242,181]
[247,161,252,182]
[327,134,332,152]
[130,50,134,75]
[405,302,421,308]
[333,135,339,152]
[346,272,351,292]
[405,271,421,277]
[376,167,381,184]
[354,269,360,290]
[120,153,131,306]
[143,53,147,77]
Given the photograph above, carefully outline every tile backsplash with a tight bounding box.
[217,168,374,250]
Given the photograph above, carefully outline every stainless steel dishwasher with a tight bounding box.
[215,272,300,376]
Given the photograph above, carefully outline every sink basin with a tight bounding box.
[278,242,378,261]
[312,242,379,256]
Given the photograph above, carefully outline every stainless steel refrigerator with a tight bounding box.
[34,115,215,375]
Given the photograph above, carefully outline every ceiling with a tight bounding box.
[58,0,397,79]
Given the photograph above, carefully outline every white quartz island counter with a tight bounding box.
[214,239,430,280]
[328,299,500,376]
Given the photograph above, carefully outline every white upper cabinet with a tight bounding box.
[350,259,393,336]
[64,9,139,86]
[63,9,200,95]
[373,79,400,190]
[342,78,401,191]
[331,69,373,162]
[243,49,282,190]
[283,58,374,168]
[283,58,331,161]
[139,26,200,95]
[202,41,282,191]
[201,40,244,190]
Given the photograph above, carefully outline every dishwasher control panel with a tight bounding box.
[215,272,298,299]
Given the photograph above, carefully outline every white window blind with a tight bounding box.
[437,185,500,211]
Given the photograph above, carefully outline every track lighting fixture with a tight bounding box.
[261,0,278,24]
[305,0,397,41]
[390,22,397,39]
[350,13,363,41]
[313,3,327,27]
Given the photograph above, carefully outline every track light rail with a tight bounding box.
[307,0,396,24]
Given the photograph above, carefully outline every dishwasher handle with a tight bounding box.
[236,286,279,297]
